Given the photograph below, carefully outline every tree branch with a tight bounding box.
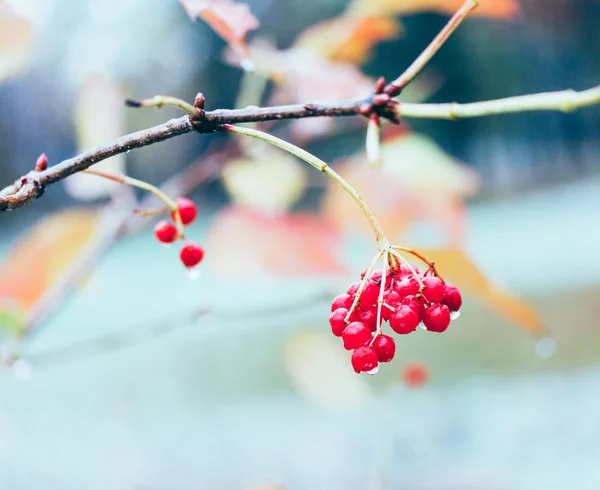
[1,83,600,212]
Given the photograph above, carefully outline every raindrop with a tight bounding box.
[187,268,201,280]
[535,337,557,359]
[450,310,461,320]
[418,321,427,331]
[366,365,379,376]
[240,58,254,72]
[126,149,131,154]
[12,359,32,380]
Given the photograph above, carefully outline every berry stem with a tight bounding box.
[222,124,390,247]
[373,249,389,340]
[392,246,445,282]
[345,249,384,323]
[83,169,185,237]
[125,95,201,117]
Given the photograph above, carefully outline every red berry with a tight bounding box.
[347,282,360,296]
[389,304,420,334]
[329,308,348,337]
[372,335,396,362]
[351,346,379,373]
[341,322,372,350]
[382,290,401,320]
[358,308,378,331]
[179,242,205,268]
[394,276,419,297]
[171,197,197,226]
[331,293,352,312]
[422,276,445,303]
[401,362,429,387]
[396,264,419,278]
[422,303,450,332]
[443,283,462,312]
[360,280,380,306]
[154,220,178,244]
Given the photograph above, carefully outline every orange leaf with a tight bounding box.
[206,207,348,277]
[0,0,33,84]
[294,15,401,64]
[414,248,544,335]
[181,0,259,66]
[322,132,479,245]
[349,0,520,19]
[0,210,100,312]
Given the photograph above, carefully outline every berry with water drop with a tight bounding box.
[372,334,396,362]
[154,220,178,244]
[351,346,379,373]
[179,242,205,269]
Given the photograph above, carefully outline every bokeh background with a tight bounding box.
[1,0,600,489]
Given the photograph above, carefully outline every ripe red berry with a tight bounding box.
[179,242,205,268]
[329,308,348,337]
[341,321,372,350]
[351,346,379,374]
[331,293,352,312]
[401,362,429,387]
[372,335,396,362]
[422,276,445,303]
[347,282,360,296]
[171,197,197,226]
[443,283,462,312]
[359,280,380,306]
[358,308,378,331]
[389,304,420,334]
[422,303,450,333]
[382,290,401,321]
[394,276,419,297]
[154,220,178,244]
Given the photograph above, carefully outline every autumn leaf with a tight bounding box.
[205,207,347,277]
[348,0,520,19]
[0,0,33,84]
[0,210,100,320]
[221,147,307,214]
[414,248,544,335]
[64,73,126,200]
[323,131,479,245]
[181,0,259,68]
[284,331,372,408]
[294,15,401,65]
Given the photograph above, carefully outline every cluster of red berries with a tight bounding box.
[329,264,462,375]
[153,197,205,269]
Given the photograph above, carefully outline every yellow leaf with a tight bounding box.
[294,15,401,64]
[65,73,126,200]
[284,331,372,409]
[416,248,544,335]
[221,149,307,214]
[0,0,33,84]
[0,210,100,312]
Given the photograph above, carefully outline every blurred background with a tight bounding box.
[1,0,600,488]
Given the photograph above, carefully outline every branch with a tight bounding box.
[396,85,600,119]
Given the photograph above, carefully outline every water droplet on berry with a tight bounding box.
[418,321,427,330]
[535,337,556,359]
[126,149,131,154]
[450,310,461,320]
[12,359,32,380]
[187,268,201,280]
[366,365,379,376]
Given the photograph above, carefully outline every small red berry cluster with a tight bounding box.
[329,265,462,375]
[153,197,205,269]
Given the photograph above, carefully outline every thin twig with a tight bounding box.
[385,0,479,95]
[395,85,600,119]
